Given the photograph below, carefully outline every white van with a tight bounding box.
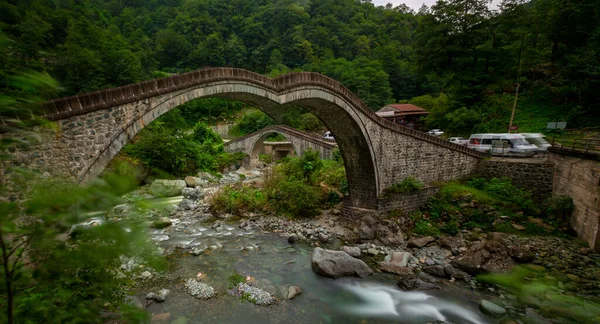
[520,133,551,152]
[468,133,537,156]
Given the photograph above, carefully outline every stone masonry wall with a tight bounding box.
[477,159,554,201]
[549,148,600,250]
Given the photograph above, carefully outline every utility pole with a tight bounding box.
[508,33,525,133]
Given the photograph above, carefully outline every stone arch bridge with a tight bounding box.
[223,125,337,166]
[7,68,484,213]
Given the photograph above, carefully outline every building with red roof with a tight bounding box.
[375,104,430,130]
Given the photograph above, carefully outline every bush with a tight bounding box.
[259,154,272,164]
[270,179,321,217]
[210,185,268,215]
[542,195,574,222]
[384,176,423,194]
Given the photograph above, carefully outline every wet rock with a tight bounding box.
[408,236,435,248]
[149,179,186,197]
[150,217,172,229]
[379,263,414,276]
[140,271,152,279]
[509,246,534,263]
[124,296,144,310]
[311,247,373,278]
[439,236,465,255]
[155,289,171,302]
[318,233,330,243]
[287,286,302,299]
[397,277,441,291]
[479,300,506,317]
[182,187,203,200]
[341,246,361,258]
[288,234,298,244]
[185,278,215,299]
[452,240,515,275]
[367,248,379,256]
[423,265,446,278]
[190,247,204,256]
[146,292,157,300]
[185,176,208,188]
[179,198,198,211]
[151,313,171,324]
[384,251,412,267]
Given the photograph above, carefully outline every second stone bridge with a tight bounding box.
[223,125,337,166]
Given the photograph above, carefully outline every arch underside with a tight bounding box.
[82,82,379,209]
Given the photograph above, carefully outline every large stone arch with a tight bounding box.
[17,68,484,211]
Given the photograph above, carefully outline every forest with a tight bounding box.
[1,0,599,134]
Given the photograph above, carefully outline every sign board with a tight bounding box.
[547,122,567,129]
[509,125,519,130]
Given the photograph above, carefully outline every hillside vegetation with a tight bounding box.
[1,0,598,135]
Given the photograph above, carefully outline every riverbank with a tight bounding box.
[114,167,600,323]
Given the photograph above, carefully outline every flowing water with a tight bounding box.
[139,199,497,324]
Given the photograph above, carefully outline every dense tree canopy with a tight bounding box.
[1,0,598,133]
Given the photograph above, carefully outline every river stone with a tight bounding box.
[379,263,414,276]
[423,265,446,278]
[182,187,203,200]
[146,292,157,300]
[185,176,208,188]
[151,313,171,324]
[150,217,172,229]
[288,233,298,244]
[150,180,186,197]
[287,286,302,299]
[384,252,412,267]
[397,277,441,291]
[185,278,215,299]
[318,233,330,243]
[311,247,373,278]
[155,289,171,302]
[408,236,435,248]
[479,300,507,317]
[179,198,198,211]
[341,246,361,258]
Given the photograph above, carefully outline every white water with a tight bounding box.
[337,281,487,324]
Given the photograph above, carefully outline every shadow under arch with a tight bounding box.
[46,69,380,209]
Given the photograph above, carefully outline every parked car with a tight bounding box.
[468,133,537,156]
[428,129,444,136]
[323,131,335,141]
[448,137,469,145]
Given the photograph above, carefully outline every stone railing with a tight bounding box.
[41,67,484,158]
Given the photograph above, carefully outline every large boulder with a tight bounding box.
[150,180,186,197]
[451,240,515,275]
[311,247,373,278]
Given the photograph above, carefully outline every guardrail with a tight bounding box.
[551,137,600,154]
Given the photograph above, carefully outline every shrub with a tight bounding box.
[210,185,268,215]
[413,220,441,237]
[384,176,423,194]
[259,154,272,164]
[269,179,321,217]
[542,195,574,222]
